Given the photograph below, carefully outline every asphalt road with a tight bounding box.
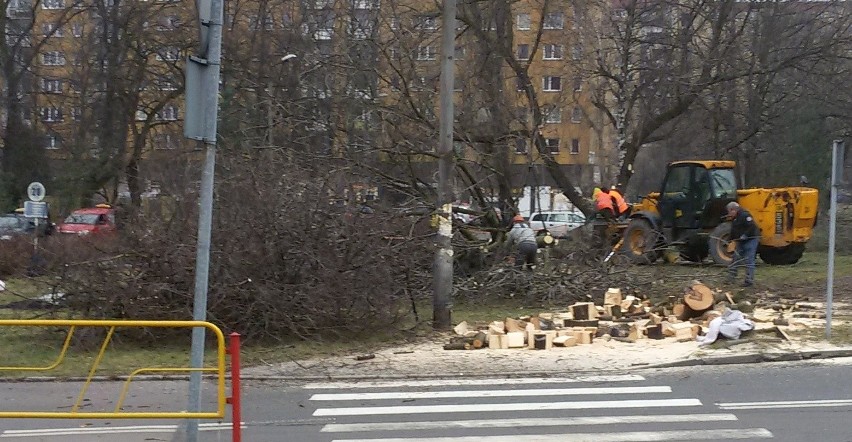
[1,358,851,441]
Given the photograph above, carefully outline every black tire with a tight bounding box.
[759,243,806,265]
[708,222,734,266]
[620,219,661,264]
[680,235,709,263]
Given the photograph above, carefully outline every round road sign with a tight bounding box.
[27,182,46,202]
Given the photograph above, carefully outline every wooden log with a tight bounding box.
[537,234,555,247]
[505,317,527,333]
[489,321,506,335]
[553,335,577,347]
[604,288,623,306]
[646,324,664,339]
[506,331,526,348]
[444,342,469,350]
[471,332,487,349]
[683,282,714,312]
[564,319,599,328]
[570,302,597,320]
[453,321,469,335]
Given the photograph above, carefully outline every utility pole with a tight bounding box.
[183,0,223,438]
[826,139,845,340]
[433,0,456,330]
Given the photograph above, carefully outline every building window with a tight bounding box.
[516,76,526,91]
[157,15,181,31]
[543,12,563,29]
[45,134,62,150]
[72,23,83,37]
[542,76,561,91]
[40,107,63,122]
[571,138,580,154]
[516,44,530,60]
[515,138,527,154]
[573,75,582,92]
[43,0,65,9]
[415,46,436,60]
[353,0,375,9]
[71,107,82,121]
[155,47,180,61]
[516,13,531,30]
[572,44,583,60]
[157,104,178,121]
[415,15,438,31]
[42,23,63,37]
[154,78,178,90]
[454,45,466,60]
[544,106,561,124]
[545,138,560,154]
[571,106,582,123]
[154,133,180,149]
[41,51,66,66]
[41,78,62,93]
[543,44,562,60]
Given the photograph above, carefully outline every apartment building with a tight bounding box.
[19,0,614,199]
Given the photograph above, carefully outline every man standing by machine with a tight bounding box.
[726,202,760,287]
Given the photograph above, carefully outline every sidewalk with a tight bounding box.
[241,334,852,381]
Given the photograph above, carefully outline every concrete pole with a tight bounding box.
[826,139,844,340]
[186,0,223,438]
[433,0,456,330]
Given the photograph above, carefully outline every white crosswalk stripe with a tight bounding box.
[309,375,774,441]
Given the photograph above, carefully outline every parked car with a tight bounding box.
[57,204,117,235]
[528,211,587,238]
[0,214,32,240]
[0,212,54,240]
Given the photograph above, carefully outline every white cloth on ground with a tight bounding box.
[696,308,755,346]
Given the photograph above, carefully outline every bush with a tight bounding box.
[55,154,434,341]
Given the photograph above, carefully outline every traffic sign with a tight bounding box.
[27,182,46,202]
[24,201,48,219]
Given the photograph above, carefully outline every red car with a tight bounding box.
[57,205,117,235]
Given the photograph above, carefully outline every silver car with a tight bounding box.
[529,211,586,238]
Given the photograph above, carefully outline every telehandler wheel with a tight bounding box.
[621,219,661,264]
[759,243,806,265]
[709,222,734,266]
[681,236,709,263]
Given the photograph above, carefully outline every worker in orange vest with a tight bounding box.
[608,186,631,218]
[595,186,615,220]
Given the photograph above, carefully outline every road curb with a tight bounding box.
[645,348,852,369]
[3,349,852,383]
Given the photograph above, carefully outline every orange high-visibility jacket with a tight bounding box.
[609,190,629,215]
[595,190,614,211]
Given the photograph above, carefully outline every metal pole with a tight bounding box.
[228,332,242,442]
[187,0,223,437]
[432,0,456,330]
[826,139,844,339]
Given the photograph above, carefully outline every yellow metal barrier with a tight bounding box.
[0,320,226,419]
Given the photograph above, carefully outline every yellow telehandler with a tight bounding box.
[610,160,818,265]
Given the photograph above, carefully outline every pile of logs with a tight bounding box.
[444,281,732,351]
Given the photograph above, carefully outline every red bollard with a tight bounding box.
[227,332,242,442]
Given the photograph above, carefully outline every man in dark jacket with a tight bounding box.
[726,202,760,287]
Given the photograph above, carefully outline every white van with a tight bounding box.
[528,211,586,238]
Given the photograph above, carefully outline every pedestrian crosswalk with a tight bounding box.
[306,375,773,441]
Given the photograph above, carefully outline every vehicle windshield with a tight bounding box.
[0,217,21,228]
[64,213,100,225]
[710,169,737,198]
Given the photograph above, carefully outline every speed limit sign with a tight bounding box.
[27,182,45,202]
